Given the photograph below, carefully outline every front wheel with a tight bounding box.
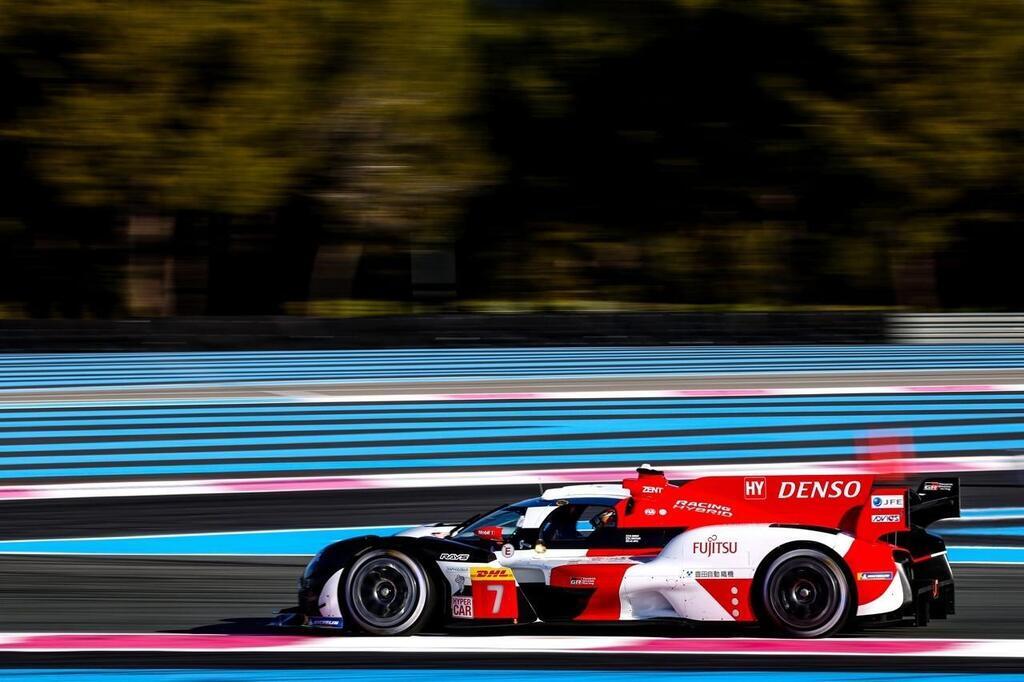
[758,547,851,638]
[342,549,435,635]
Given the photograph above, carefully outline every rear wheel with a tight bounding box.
[343,549,435,635]
[758,547,851,638]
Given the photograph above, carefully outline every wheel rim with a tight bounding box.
[347,551,424,631]
[766,555,844,633]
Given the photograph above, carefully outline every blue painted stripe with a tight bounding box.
[947,546,1024,563]
[0,411,1019,452]
[4,391,1023,420]
[5,356,1024,379]
[0,526,408,555]
[961,508,1024,520]
[0,344,1023,389]
[0,437,1022,480]
[0,523,1015,562]
[936,526,1024,537]
[0,389,1020,483]
[3,671,1024,682]
[3,400,1024,430]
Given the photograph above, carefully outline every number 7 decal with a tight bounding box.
[486,584,504,614]
[470,566,518,620]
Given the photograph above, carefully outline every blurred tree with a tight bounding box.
[316,0,494,245]
[742,0,1024,307]
[465,0,1023,309]
[0,0,1021,314]
[0,0,353,314]
[1,0,341,214]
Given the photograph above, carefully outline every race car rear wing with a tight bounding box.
[909,478,961,528]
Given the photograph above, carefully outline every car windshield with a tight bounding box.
[450,505,526,541]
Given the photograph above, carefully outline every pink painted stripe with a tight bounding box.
[0,454,1019,502]
[606,638,966,656]
[670,389,772,397]
[1,633,310,650]
[448,393,542,400]
[906,385,999,393]
[0,633,1017,657]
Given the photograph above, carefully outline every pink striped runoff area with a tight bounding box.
[0,453,1019,503]
[0,381,1021,503]
[0,633,1021,657]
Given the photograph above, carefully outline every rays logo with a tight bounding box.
[691,534,737,557]
[439,553,470,561]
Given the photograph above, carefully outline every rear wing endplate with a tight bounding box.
[910,478,960,527]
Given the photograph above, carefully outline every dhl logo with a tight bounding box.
[470,567,514,581]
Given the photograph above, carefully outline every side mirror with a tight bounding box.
[474,525,506,542]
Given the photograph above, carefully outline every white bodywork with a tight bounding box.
[430,485,910,625]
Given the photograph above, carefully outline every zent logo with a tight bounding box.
[744,477,766,500]
[439,553,470,561]
[642,485,663,494]
[451,596,474,618]
[778,480,862,499]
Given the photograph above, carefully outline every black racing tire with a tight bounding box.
[342,548,436,636]
[757,546,852,638]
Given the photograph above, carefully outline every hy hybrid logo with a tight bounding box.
[744,477,766,500]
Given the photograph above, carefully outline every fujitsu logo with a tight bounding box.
[691,534,737,557]
[779,480,862,499]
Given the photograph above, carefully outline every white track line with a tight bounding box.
[287,384,1024,403]
[0,381,1022,408]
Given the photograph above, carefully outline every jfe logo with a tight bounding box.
[744,477,766,500]
[871,495,904,509]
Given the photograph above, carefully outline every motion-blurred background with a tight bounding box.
[0,0,1021,320]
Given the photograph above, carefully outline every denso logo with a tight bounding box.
[778,480,862,499]
[642,485,663,494]
[691,534,737,557]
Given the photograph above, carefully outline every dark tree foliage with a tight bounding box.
[0,0,1020,316]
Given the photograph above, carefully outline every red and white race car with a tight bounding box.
[283,466,958,638]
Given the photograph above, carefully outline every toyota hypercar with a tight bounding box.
[277,466,958,638]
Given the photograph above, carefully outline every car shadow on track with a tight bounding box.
[176,618,762,639]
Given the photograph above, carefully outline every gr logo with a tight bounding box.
[744,477,766,500]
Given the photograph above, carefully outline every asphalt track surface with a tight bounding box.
[3,360,1024,675]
